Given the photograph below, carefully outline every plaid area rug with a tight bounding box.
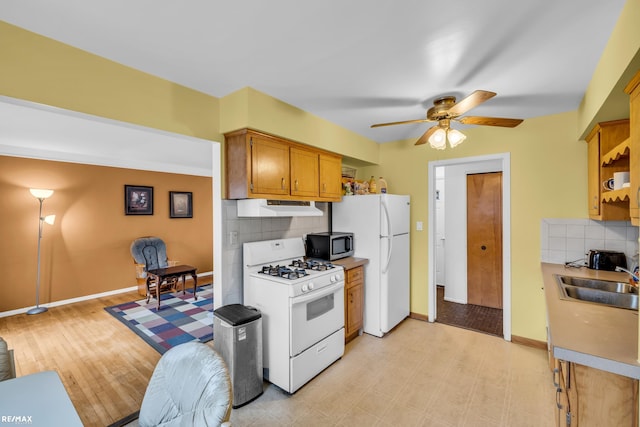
[104,285,213,354]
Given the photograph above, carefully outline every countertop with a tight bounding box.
[331,257,369,270]
[542,262,640,379]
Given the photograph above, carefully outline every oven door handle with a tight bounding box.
[291,282,344,305]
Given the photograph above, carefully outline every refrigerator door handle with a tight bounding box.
[382,235,392,273]
[381,198,392,237]
[381,200,393,273]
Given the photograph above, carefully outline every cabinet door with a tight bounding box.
[251,136,290,196]
[346,283,363,336]
[587,133,601,218]
[628,74,640,224]
[319,154,342,200]
[290,147,319,197]
[573,363,636,426]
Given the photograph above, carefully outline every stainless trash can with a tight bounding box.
[213,304,263,408]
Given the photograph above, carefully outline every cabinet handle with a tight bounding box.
[637,187,640,208]
[556,387,563,409]
[553,368,560,387]
[295,179,299,190]
[323,183,327,192]
[281,178,285,190]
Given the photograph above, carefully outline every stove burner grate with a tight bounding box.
[259,265,309,280]
[290,259,335,271]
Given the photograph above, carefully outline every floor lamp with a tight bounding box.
[28,188,56,315]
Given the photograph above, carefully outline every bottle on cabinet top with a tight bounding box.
[378,177,387,194]
[368,176,377,194]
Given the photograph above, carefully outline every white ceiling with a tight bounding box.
[0,0,628,143]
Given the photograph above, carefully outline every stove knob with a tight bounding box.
[302,284,309,292]
[308,282,315,290]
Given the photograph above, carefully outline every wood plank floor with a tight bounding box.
[0,283,211,427]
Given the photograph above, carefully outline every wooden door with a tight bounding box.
[290,147,319,197]
[467,172,503,309]
[319,153,342,199]
[251,136,290,196]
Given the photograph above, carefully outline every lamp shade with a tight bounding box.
[428,128,447,150]
[43,214,56,225]
[447,129,467,147]
[30,188,54,199]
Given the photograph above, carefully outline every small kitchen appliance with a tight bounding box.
[587,250,627,271]
[305,232,354,261]
[243,237,345,394]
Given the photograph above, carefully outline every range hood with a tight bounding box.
[237,199,323,217]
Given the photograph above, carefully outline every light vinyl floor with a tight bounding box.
[230,319,555,427]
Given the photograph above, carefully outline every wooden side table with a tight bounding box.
[146,264,198,310]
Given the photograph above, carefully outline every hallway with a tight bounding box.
[436,285,503,337]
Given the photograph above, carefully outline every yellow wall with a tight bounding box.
[358,111,585,341]
[220,87,380,164]
[0,21,220,141]
[577,0,640,137]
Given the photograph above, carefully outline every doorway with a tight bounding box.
[428,154,512,341]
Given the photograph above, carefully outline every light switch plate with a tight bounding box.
[416,221,423,231]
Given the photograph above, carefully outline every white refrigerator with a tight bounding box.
[332,194,410,337]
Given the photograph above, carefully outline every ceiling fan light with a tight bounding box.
[447,129,466,148]
[428,128,447,150]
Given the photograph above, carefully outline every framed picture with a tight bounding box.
[125,185,154,215]
[170,191,193,218]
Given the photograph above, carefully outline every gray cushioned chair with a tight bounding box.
[138,342,232,427]
[130,236,170,272]
[0,337,16,381]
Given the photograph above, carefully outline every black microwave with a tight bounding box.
[305,232,354,261]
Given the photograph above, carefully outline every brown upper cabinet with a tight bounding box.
[225,129,342,202]
[585,119,630,221]
[625,70,640,225]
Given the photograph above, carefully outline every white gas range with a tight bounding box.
[243,237,345,394]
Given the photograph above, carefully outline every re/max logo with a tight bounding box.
[1,415,33,424]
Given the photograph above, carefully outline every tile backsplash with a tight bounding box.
[221,199,329,304]
[541,218,639,267]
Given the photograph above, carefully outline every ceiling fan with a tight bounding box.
[371,90,523,149]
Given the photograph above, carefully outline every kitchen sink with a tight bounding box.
[558,276,638,294]
[555,275,639,311]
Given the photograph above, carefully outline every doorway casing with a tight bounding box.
[427,153,512,341]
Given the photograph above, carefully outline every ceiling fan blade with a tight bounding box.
[458,116,523,127]
[448,90,497,116]
[371,118,430,128]
[415,125,439,145]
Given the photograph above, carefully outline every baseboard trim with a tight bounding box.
[409,312,429,322]
[511,335,547,350]
[406,314,547,350]
[0,270,214,318]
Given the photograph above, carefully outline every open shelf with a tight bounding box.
[601,187,630,203]
[601,137,630,166]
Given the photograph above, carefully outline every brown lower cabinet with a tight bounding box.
[333,257,368,343]
[345,266,364,342]
[553,358,638,426]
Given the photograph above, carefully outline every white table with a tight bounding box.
[0,370,83,426]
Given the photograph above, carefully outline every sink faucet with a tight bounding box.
[615,266,639,283]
